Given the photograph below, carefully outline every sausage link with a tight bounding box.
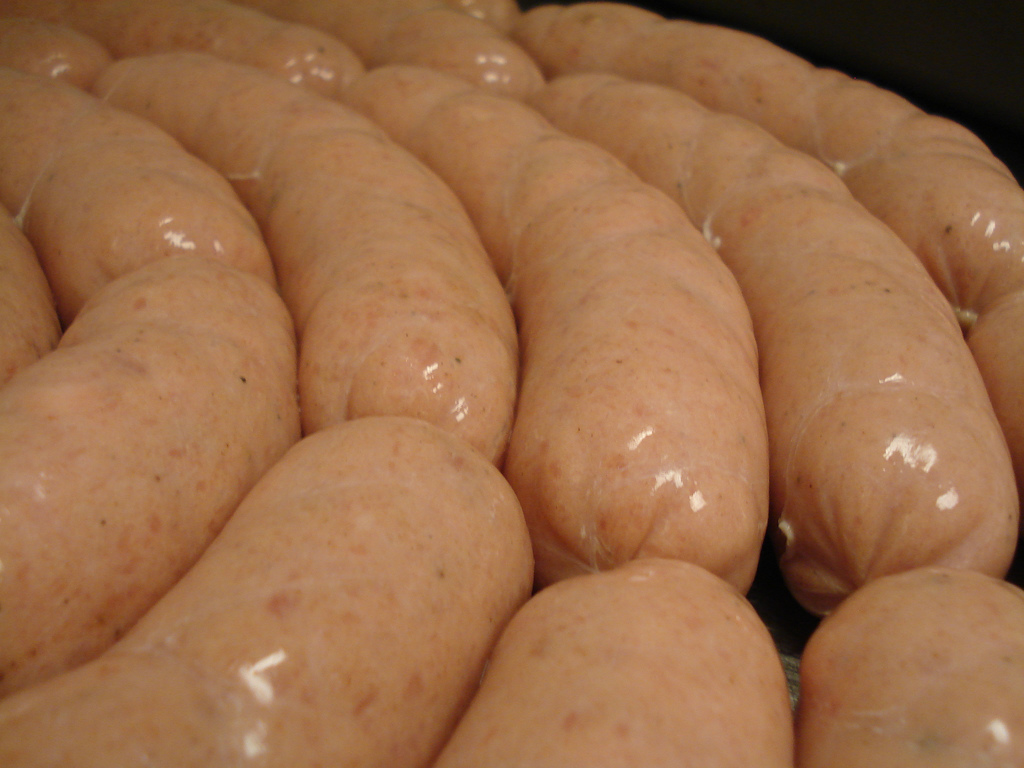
[433,558,792,768]
[0,204,59,387]
[0,68,274,324]
[528,72,1018,614]
[796,568,1024,767]
[96,53,518,461]
[229,0,543,98]
[0,255,300,696]
[0,0,364,98]
[345,64,769,592]
[513,0,1024,524]
[0,17,111,89]
[0,416,533,766]
[440,0,521,33]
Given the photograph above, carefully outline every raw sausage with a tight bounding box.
[0,67,274,324]
[97,53,518,461]
[344,64,769,592]
[440,0,521,33]
[229,0,543,98]
[0,0,363,98]
[527,72,1018,613]
[0,17,111,89]
[433,558,793,768]
[0,416,533,766]
[370,6,543,98]
[513,0,1024,518]
[0,204,59,387]
[0,255,300,696]
[796,567,1024,767]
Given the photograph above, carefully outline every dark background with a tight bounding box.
[517,0,1024,183]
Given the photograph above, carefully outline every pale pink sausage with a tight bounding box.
[433,558,793,767]
[441,0,521,33]
[0,416,533,766]
[0,68,274,325]
[513,0,1024,523]
[0,255,300,697]
[373,7,543,98]
[96,53,518,462]
[0,204,59,387]
[0,0,364,98]
[345,65,769,593]
[0,17,111,88]
[796,568,1024,767]
[229,0,543,97]
[527,72,1018,614]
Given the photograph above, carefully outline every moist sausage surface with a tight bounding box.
[526,72,1018,614]
[97,53,518,460]
[0,0,364,97]
[229,0,544,97]
[344,64,769,592]
[0,67,274,325]
[513,0,1024,519]
[0,17,112,88]
[796,567,1024,767]
[0,416,533,766]
[433,558,793,768]
[0,204,59,387]
[0,256,300,696]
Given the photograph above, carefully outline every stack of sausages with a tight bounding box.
[0,1,1021,766]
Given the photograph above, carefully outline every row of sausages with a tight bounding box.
[0,0,1021,765]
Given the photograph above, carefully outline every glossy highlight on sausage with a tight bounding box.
[513,0,1024,524]
[433,558,793,768]
[344,64,769,592]
[0,0,364,97]
[528,71,1018,614]
[796,567,1024,767]
[0,256,300,696]
[440,0,521,33]
[0,416,533,766]
[0,67,274,325]
[96,53,518,460]
[0,17,112,89]
[229,0,544,98]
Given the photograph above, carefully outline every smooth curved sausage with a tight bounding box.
[0,416,533,766]
[527,72,1018,614]
[796,567,1024,767]
[344,64,769,593]
[513,0,1024,523]
[0,204,59,387]
[97,53,518,461]
[0,255,300,696]
[0,0,363,97]
[433,558,792,768]
[229,0,543,98]
[0,68,274,325]
[0,17,111,88]
[440,0,521,33]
